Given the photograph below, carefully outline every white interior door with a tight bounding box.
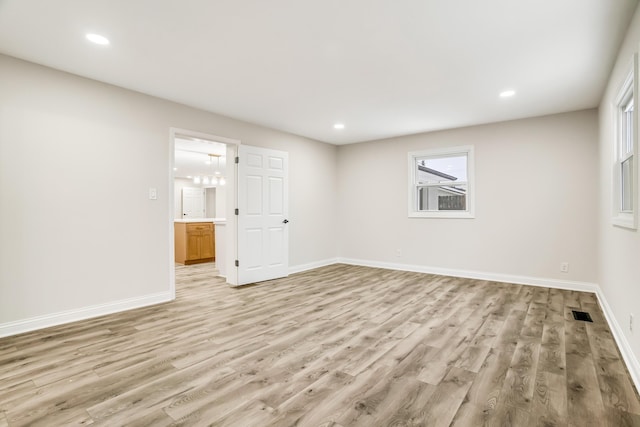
[237,145,289,285]
[182,187,205,218]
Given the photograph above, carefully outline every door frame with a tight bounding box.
[169,127,240,298]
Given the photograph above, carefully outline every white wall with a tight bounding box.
[205,187,216,218]
[215,185,226,218]
[0,54,337,332]
[337,110,599,284]
[598,5,640,380]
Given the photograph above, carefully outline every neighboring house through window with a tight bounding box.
[613,53,638,229]
[408,145,475,218]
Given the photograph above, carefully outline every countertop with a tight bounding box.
[174,218,226,223]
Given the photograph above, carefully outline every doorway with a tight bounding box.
[169,128,240,297]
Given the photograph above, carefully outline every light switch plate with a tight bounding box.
[148,188,157,200]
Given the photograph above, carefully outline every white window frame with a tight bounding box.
[612,53,638,230]
[408,145,475,219]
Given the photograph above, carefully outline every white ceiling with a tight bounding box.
[0,0,636,144]
[174,137,227,180]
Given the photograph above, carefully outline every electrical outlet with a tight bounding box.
[396,249,402,257]
[560,262,569,273]
[631,313,634,332]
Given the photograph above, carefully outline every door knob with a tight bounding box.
[283,219,289,224]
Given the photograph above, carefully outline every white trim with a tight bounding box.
[0,292,172,339]
[612,53,639,230]
[289,258,340,275]
[170,127,241,146]
[168,130,177,300]
[595,290,640,393]
[336,257,599,292]
[169,127,241,286]
[409,210,475,219]
[227,143,239,286]
[408,145,475,219]
[612,213,636,229]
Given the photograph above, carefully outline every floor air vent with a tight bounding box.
[572,310,593,322]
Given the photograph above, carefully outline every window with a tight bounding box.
[613,54,638,229]
[408,145,475,218]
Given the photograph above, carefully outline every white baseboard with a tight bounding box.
[0,291,173,339]
[337,258,600,293]
[336,257,639,393]
[595,290,640,393]
[289,258,340,275]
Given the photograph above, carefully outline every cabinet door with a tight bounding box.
[200,230,214,259]
[186,230,202,260]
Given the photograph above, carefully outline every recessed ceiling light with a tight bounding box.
[86,33,110,45]
[500,90,516,98]
[333,123,345,129]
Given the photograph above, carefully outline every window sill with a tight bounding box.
[409,211,475,219]
[612,214,637,230]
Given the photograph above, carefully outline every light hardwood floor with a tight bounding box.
[1,263,639,426]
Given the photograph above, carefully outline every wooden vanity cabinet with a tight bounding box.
[175,222,215,264]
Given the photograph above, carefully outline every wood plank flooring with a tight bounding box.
[1,263,639,426]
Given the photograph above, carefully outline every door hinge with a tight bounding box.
[235,156,239,164]
[235,260,239,267]
[235,208,239,215]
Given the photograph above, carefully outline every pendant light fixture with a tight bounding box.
[192,153,224,186]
